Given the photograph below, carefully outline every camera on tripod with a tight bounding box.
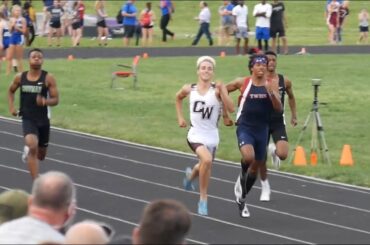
[312,78,322,86]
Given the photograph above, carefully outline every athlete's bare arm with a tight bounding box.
[36,73,59,107]
[284,76,297,126]
[175,84,191,128]
[216,82,235,113]
[225,77,244,93]
[8,74,22,116]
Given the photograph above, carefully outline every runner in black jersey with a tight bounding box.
[259,50,297,201]
[8,48,59,180]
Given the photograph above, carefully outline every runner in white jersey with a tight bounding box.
[175,56,234,216]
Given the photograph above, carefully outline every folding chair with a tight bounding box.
[111,55,140,89]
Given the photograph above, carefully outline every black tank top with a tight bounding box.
[270,74,286,122]
[19,70,49,122]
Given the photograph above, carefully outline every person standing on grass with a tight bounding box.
[270,0,288,54]
[8,48,59,180]
[47,0,64,47]
[191,1,213,46]
[358,8,369,44]
[121,0,137,46]
[227,54,282,217]
[232,0,249,55]
[175,56,234,216]
[0,6,10,74]
[160,0,174,42]
[253,0,272,52]
[140,2,155,46]
[95,0,108,46]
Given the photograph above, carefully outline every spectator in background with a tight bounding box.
[47,0,64,47]
[0,171,76,244]
[23,0,36,46]
[132,199,191,244]
[0,5,10,74]
[140,2,155,46]
[191,1,213,46]
[71,1,81,46]
[218,0,234,46]
[41,0,53,36]
[65,220,112,244]
[358,8,369,44]
[270,0,288,54]
[60,0,74,37]
[95,0,108,46]
[326,0,340,44]
[77,0,85,36]
[337,0,349,44]
[121,0,137,46]
[160,0,174,42]
[0,189,29,225]
[6,4,26,75]
[232,0,249,55]
[253,0,272,52]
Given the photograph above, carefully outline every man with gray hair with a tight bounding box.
[0,171,76,244]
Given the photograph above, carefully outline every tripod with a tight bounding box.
[289,79,331,165]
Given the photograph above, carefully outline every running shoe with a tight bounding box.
[259,179,271,202]
[269,143,281,169]
[236,197,250,218]
[183,167,195,191]
[21,146,29,164]
[198,200,208,216]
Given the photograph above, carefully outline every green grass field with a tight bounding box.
[28,0,370,48]
[1,54,369,187]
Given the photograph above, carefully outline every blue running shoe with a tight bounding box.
[198,200,208,216]
[183,167,195,191]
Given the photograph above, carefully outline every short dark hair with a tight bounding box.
[138,199,191,244]
[28,48,43,57]
[265,50,277,57]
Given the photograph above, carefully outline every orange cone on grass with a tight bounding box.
[220,51,226,57]
[340,144,354,166]
[293,145,307,166]
[142,53,149,59]
[310,151,318,166]
[67,55,74,61]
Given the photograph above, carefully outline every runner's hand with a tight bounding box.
[36,95,46,107]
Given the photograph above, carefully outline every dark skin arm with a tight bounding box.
[284,76,297,126]
[36,73,59,107]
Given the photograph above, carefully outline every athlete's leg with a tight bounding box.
[195,145,213,202]
[24,134,39,180]
[239,144,254,198]
[189,163,200,181]
[275,139,289,160]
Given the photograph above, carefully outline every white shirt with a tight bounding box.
[253,3,272,28]
[0,216,65,244]
[187,83,222,147]
[232,4,248,28]
[198,7,211,24]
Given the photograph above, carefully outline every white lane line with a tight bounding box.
[1,145,370,214]
[1,157,370,237]
[0,170,312,244]
[0,185,206,245]
[1,118,369,194]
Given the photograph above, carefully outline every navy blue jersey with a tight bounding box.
[237,83,273,127]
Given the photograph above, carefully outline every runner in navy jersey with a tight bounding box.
[8,48,59,180]
[226,54,282,217]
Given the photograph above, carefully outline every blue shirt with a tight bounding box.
[121,2,137,26]
[161,0,172,16]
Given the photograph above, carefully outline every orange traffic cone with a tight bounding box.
[293,145,307,166]
[220,51,226,58]
[310,151,318,166]
[67,55,74,61]
[340,144,354,166]
[142,53,149,59]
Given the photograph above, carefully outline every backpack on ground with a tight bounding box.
[116,9,123,24]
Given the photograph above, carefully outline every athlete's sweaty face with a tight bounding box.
[197,61,214,82]
[252,62,267,78]
[29,51,43,70]
[266,54,277,72]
